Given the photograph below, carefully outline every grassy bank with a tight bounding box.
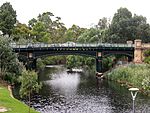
[0,84,39,113]
[106,64,150,96]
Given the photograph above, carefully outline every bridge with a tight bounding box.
[11,39,147,73]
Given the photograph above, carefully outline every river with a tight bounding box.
[15,65,150,113]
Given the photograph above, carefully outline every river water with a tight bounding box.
[20,66,150,113]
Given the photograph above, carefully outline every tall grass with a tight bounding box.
[107,64,150,95]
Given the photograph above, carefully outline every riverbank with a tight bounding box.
[0,82,39,113]
[106,63,150,96]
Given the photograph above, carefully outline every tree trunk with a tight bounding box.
[28,91,31,113]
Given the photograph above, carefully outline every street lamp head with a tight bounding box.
[129,87,139,113]
[129,87,139,101]
[129,88,139,92]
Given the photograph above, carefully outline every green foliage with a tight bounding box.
[107,64,150,94]
[102,57,114,71]
[144,49,150,57]
[84,57,95,68]
[97,17,110,29]
[64,25,85,42]
[65,22,112,70]
[12,23,31,41]
[112,7,132,25]
[36,58,45,69]
[66,55,77,69]
[109,8,132,43]
[19,69,41,113]
[144,49,150,64]
[144,56,150,64]
[109,7,150,43]
[0,2,16,35]
[19,70,41,97]
[78,28,102,43]
[36,56,66,69]
[142,76,150,92]
[0,36,23,83]
[29,12,67,43]
[28,18,37,28]
[66,55,95,69]
[31,21,47,42]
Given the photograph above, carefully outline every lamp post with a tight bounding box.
[129,88,139,113]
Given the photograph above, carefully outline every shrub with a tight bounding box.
[107,64,150,94]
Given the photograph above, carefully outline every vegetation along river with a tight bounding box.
[14,65,150,113]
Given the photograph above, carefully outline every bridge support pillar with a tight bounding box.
[26,52,37,70]
[96,57,102,73]
[27,58,37,70]
[128,56,133,62]
[96,52,103,73]
[134,39,142,63]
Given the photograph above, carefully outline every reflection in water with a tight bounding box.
[20,66,149,113]
[45,72,80,96]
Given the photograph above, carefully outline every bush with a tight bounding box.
[107,64,150,95]
[142,76,150,93]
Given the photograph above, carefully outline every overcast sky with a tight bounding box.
[0,0,150,28]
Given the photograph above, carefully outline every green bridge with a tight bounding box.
[12,41,135,73]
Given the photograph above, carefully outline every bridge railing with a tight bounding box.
[10,42,134,48]
[97,43,134,47]
[142,43,150,48]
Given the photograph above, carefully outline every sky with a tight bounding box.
[0,0,150,28]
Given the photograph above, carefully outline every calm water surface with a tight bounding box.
[22,66,150,113]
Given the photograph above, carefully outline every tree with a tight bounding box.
[78,28,102,43]
[0,2,16,36]
[109,7,132,43]
[12,22,31,41]
[109,7,150,43]
[28,12,67,67]
[29,12,67,43]
[19,70,41,113]
[31,21,48,42]
[64,25,85,42]
[111,7,132,25]
[97,17,110,30]
[28,18,37,29]
[131,14,150,42]
[0,35,21,82]
[66,55,77,69]
[37,12,54,29]
[144,49,150,64]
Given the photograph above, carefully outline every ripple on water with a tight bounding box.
[24,67,150,113]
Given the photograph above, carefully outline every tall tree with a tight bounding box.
[0,35,22,83]
[29,12,67,43]
[109,7,132,43]
[37,12,53,29]
[109,7,150,43]
[0,2,16,36]
[131,14,150,42]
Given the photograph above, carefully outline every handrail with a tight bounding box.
[10,43,134,48]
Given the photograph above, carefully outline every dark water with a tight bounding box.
[18,66,150,113]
